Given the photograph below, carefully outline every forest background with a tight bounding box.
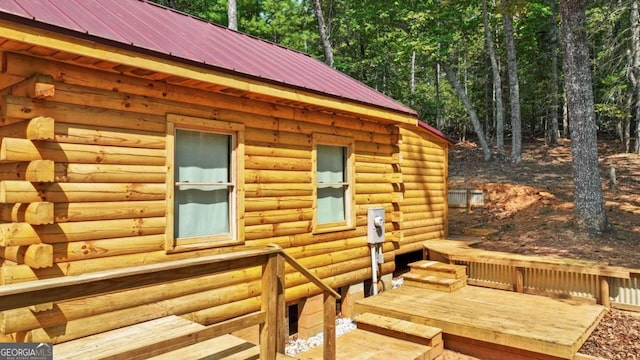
[151,0,639,154]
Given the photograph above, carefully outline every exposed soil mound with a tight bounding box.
[478,183,546,219]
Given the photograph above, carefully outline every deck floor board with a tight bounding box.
[298,329,432,360]
[353,285,605,359]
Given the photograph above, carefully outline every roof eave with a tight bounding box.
[416,120,456,145]
[0,17,418,126]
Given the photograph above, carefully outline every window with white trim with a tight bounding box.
[313,134,355,232]
[166,114,244,251]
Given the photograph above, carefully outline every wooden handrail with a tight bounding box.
[0,246,280,311]
[0,245,340,359]
[273,245,341,300]
[270,244,339,360]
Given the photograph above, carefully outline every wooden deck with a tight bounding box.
[353,285,606,359]
[297,329,433,360]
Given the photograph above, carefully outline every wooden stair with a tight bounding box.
[354,313,443,359]
[53,315,292,360]
[298,328,434,360]
[403,260,467,292]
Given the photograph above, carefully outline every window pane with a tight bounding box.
[317,186,346,223]
[175,187,229,238]
[317,143,348,225]
[174,129,232,239]
[317,145,345,183]
[176,129,230,183]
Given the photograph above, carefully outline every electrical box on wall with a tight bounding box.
[367,207,385,244]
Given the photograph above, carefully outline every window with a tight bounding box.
[166,114,244,252]
[313,134,355,232]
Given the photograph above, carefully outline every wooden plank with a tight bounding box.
[0,137,165,165]
[323,293,336,360]
[298,329,431,360]
[2,95,166,132]
[147,334,258,360]
[0,247,278,311]
[0,217,165,246]
[0,181,165,204]
[444,334,565,360]
[426,239,632,279]
[53,315,205,360]
[0,116,54,140]
[0,202,54,224]
[353,312,442,345]
[101,312,266,360]
[402,273,467,292]
[0,160,55,182]
[54,200,165,223]
[0,270,261,333]
[8,73,55,99]
[0,243,52,268]
[353,285,606,359]
[408,260,466,279]
[261,252,281,360]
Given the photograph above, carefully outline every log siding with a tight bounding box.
[0,51,449,344]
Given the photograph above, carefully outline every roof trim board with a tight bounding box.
[0,19,419,125]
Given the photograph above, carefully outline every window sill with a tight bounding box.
[166,239,242,254]
[313,224,355,234]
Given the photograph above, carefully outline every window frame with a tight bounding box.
[312,133,356,233]
[166,114,245,252]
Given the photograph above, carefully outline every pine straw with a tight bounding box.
[580,309,640,359]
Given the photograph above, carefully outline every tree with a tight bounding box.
[482,0,505,156]
[549,0,560,145]
[312,0,334,67]
[440,61,492,160]
[631,0,640,153]
[560,0,608,233]
[228,0,238,31]
[503,7,522,163]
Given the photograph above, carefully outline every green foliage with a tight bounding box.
[146,0,637,143]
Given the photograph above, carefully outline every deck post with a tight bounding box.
[276,253,286,354]
[515,267,524,293]
[261,253,280,360]
[323,292,336,360]
[599,276,611,308]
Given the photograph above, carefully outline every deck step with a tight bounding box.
[402,272,467,292]
[353,312,443,359]
[298,328,434,360]
[54,315,206,360]
[408,260,467,279]
[148,334,259,360]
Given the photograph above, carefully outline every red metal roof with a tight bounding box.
[417,121,456,144]
[0,0,417,116]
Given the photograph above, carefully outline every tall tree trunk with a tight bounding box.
[503,13,522,163]
[483,0,505,156]
[435,62,442,129]
[560,0,608,234]
[227,0,238,31]
[312,0,334,67]
[440,61,492,161]
[563,94,569,138]
[549,0,560,146]
[411,51,416,107]
[631,0,640,153]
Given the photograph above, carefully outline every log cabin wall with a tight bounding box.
[397,126,450,254]
[0,51,404,343]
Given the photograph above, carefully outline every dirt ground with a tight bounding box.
[447,137,640,359]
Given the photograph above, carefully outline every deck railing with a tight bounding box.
[0,245,341,360]
[427,239,639,311]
